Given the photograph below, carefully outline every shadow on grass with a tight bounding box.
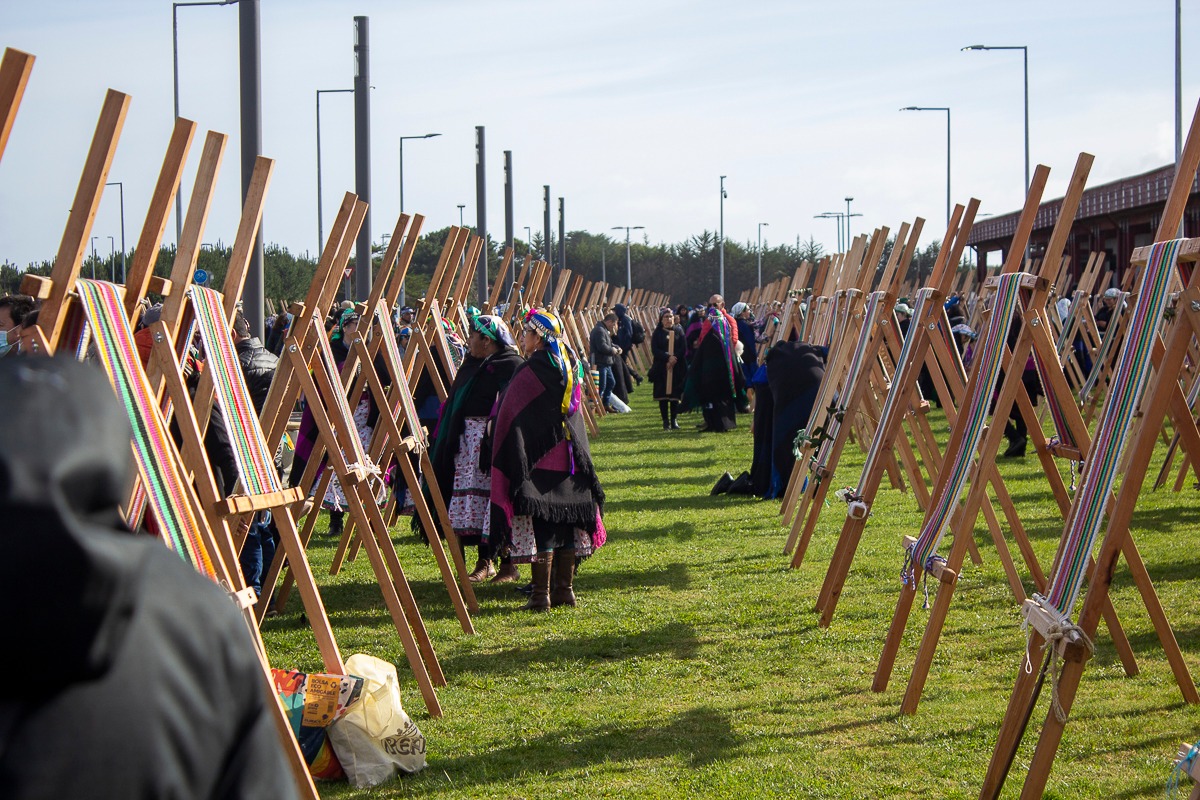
[440,621,701,676]
[582,561,692,592]
[434,706,740,785]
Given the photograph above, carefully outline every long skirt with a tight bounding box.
[702,397,738,432]
[491,509,607,565]
[446,417,490,545]
[320,396,384,510]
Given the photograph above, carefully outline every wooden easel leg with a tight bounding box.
[1018,656,1087,800]
[341,486,444,715]
[420,451,480,612]
[1118,534,1198,702]
[980,639,1048,800]
[814,514,861,616]
[399,456,476,633]
[873,575,919,693]
[271,508,345,674]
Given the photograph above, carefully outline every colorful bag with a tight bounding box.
[271,668,365,780]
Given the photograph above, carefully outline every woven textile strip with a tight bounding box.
[854,288,935,495]
[1041,239,1183,616]
[1078,292,1127,404]
[189,286,282,496]
[74,279,216,579]
[1032,346,1079,450]
[816,291,886,466]
[906,273,1025,580]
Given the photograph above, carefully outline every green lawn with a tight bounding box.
[262,399,1200,799]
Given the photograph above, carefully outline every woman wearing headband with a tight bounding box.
[424,314,523,584]
[486,308,607,611]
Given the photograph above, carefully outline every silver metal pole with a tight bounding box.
[625,228,632,289]
[719,175,726,297]
[316,91,324,254]
[172,4,182,248]
[1023,46,1030,194]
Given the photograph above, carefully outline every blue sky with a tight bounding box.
[0,1,1195,268]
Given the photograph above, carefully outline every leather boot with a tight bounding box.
[550,546,577,607]
[490,559,520,584]
[522,554,552,612]
[468,557,496,583]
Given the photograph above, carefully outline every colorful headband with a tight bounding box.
[523,308,562,342]
[471,313,515,347]
[331,308,360,342]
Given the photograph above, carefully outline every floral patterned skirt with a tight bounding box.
[446,417,489,544]
[497,508,607,565]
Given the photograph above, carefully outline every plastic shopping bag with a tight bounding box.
[327,654,427,788]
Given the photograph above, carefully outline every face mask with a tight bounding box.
[0,335,13,357]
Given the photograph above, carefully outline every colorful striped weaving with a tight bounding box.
[1032,344,1079,450]
[906,273,1026,583]
[1041,238,1182,616]
[189,285,282,497]
[1078,291,1126,404]
[74,279,217,579]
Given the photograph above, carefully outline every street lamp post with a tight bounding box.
[107,236,116,281]
[399,132,441,213]
[90,237,98,280]
[105,181,126,282]
[814,212,843,252]
[719,176,727,297]
[900,106,951,226]
[173,0,240,246]
[757,222,769,289]
[962,44,1029,196]
[611,225,644,289]
[524,226,532,254]
[315,88,354,254]
[845,197,855,244]
[457,205,466,227]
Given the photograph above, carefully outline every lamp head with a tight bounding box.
[962,44,986,51]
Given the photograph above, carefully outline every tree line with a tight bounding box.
[1,227,955,308]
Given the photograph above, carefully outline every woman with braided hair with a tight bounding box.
[485,308,607,611]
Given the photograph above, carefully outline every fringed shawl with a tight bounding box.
[488,349,604,534]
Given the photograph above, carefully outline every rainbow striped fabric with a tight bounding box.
[1041,238,1183,616]
[189,285,282,497]
[906,273,1026,583]
[74,279,217,579]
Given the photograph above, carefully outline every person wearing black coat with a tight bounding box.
[649,308,686,429]
[0,356,298,799]
[589,313,621,408]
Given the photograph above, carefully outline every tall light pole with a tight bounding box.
[900,106,952,226]
[457,204,466,227]
[962,44,1029,196]
[172,0,239,247]
[107,236,116,281]
[399,133,441,213]
[718,176,728,296]
[756,222,769,289]
[845,197,856,244]
[815,212,843,252]
[90,237,98,280]
[105,181,126,283]
[524,226,532,251]
[611,225,644,289]
[315,88,353,254]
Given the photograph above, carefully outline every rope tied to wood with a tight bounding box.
[1020,614,1094,723]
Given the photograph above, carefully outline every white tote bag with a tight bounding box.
[327,654,427,788]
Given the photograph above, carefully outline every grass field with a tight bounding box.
[262,398,1200,799]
